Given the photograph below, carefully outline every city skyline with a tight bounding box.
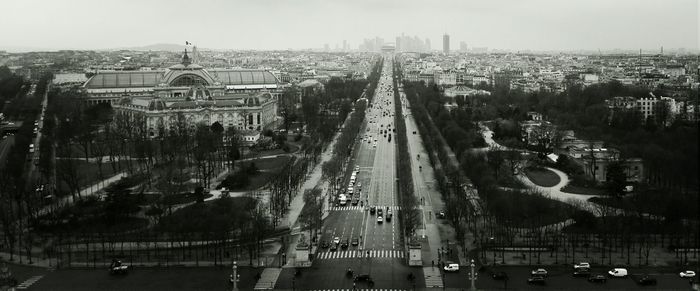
[0,0,698,52]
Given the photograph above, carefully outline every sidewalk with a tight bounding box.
[402,90,468,268]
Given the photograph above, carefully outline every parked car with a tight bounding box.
[531,268,548,277]
[680,270,696,278]
[443,263,459,272]
[492,271,507,280]
[573,268,591,277]
[588,274,607,283]
[527,276,546,285]
[637,275,657,286]
[608,268,628,278]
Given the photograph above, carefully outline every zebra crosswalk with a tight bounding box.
[331,205,402,211]
[422,266,444,288]
[16,275,44,290]
[316,250,404,260]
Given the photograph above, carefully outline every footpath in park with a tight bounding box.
[400,90,469,289]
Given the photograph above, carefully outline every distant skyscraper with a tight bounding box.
[443,34,450,54]
[460,41,467,52]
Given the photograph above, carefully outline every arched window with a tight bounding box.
[171,74,209,87]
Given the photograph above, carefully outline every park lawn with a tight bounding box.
[589,190,698,220]
[226,155,294,191]
[75,160,128,188]
[159,196,258,233]
[561,184,605,195]
[524,167,561,187]
[486,189,576,228]
[497,174,528,189]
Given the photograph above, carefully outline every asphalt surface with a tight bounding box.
[285,56,419,289]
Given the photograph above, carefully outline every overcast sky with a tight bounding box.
[1,0,698,52]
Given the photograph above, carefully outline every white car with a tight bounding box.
[443,263,460,272]
[531,268,548,277]
[333,237,340,244]
[680,270,696,278]
[377,216,383,223]
[608,268,628,277]
[574,262,590,269]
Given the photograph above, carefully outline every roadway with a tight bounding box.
[278,56,421,290]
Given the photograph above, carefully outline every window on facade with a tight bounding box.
[257,114,261,124]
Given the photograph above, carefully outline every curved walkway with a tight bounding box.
[516,167,603,214]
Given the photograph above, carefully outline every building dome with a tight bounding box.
[148,98,167,111]
[244,96,261,107]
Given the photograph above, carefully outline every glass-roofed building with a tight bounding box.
[83,50,280,137]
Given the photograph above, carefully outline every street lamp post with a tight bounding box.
[469,259,476,291]
[231,261,239,291]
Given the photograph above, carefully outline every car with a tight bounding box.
[637,275,657,286]
[386,213,392,222]
[377,208,383,216]
[351,237,359,246]
[369,206,376,214]
[531,268,548,277]
[680,270,696,278]
[321,240,330,249]
[341,239,349,249]
[573,268,591,277]
[527,276,546,285]
[109,260,129,275]
[355,165,360,171]
[351,199,359,205]
[574,262,590,269]
[353,274,372,282]
[377,216,383,223]
[588,274,607,283]
[492,271,507,280]
[330,243,338,251]
[608,268,628,277]
[357,182,362,190]
[437,210,446,219]
[443,263,459,272]
[333,237,341,244]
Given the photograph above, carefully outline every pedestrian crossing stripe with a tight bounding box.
[422,266,444,288]
[331,206,401,211]
[16,275,44,289]
[316,250,404,259]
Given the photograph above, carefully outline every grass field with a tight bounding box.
[486,189,576,227]
[524,167,561,187]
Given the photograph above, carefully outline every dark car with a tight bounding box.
[492,271,508,280]
[341,239,349,249]
[377,208,383,217]
[638,275,657,286]
[588,274,607,283]
[354,274,372,282]
[330,243,338,251]
[351,237,359,246]
[321,240,330,249]
[386,213,393,222]
[369,206,376,214]
[351,199,359,206]
[527,276,546,285]
[573,268,591,277]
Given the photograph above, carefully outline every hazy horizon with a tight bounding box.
[1,0,698,52]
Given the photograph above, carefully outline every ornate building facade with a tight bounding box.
[82,51,279,137]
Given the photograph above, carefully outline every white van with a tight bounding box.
[347,187,354,195]
[608,268,628,277]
